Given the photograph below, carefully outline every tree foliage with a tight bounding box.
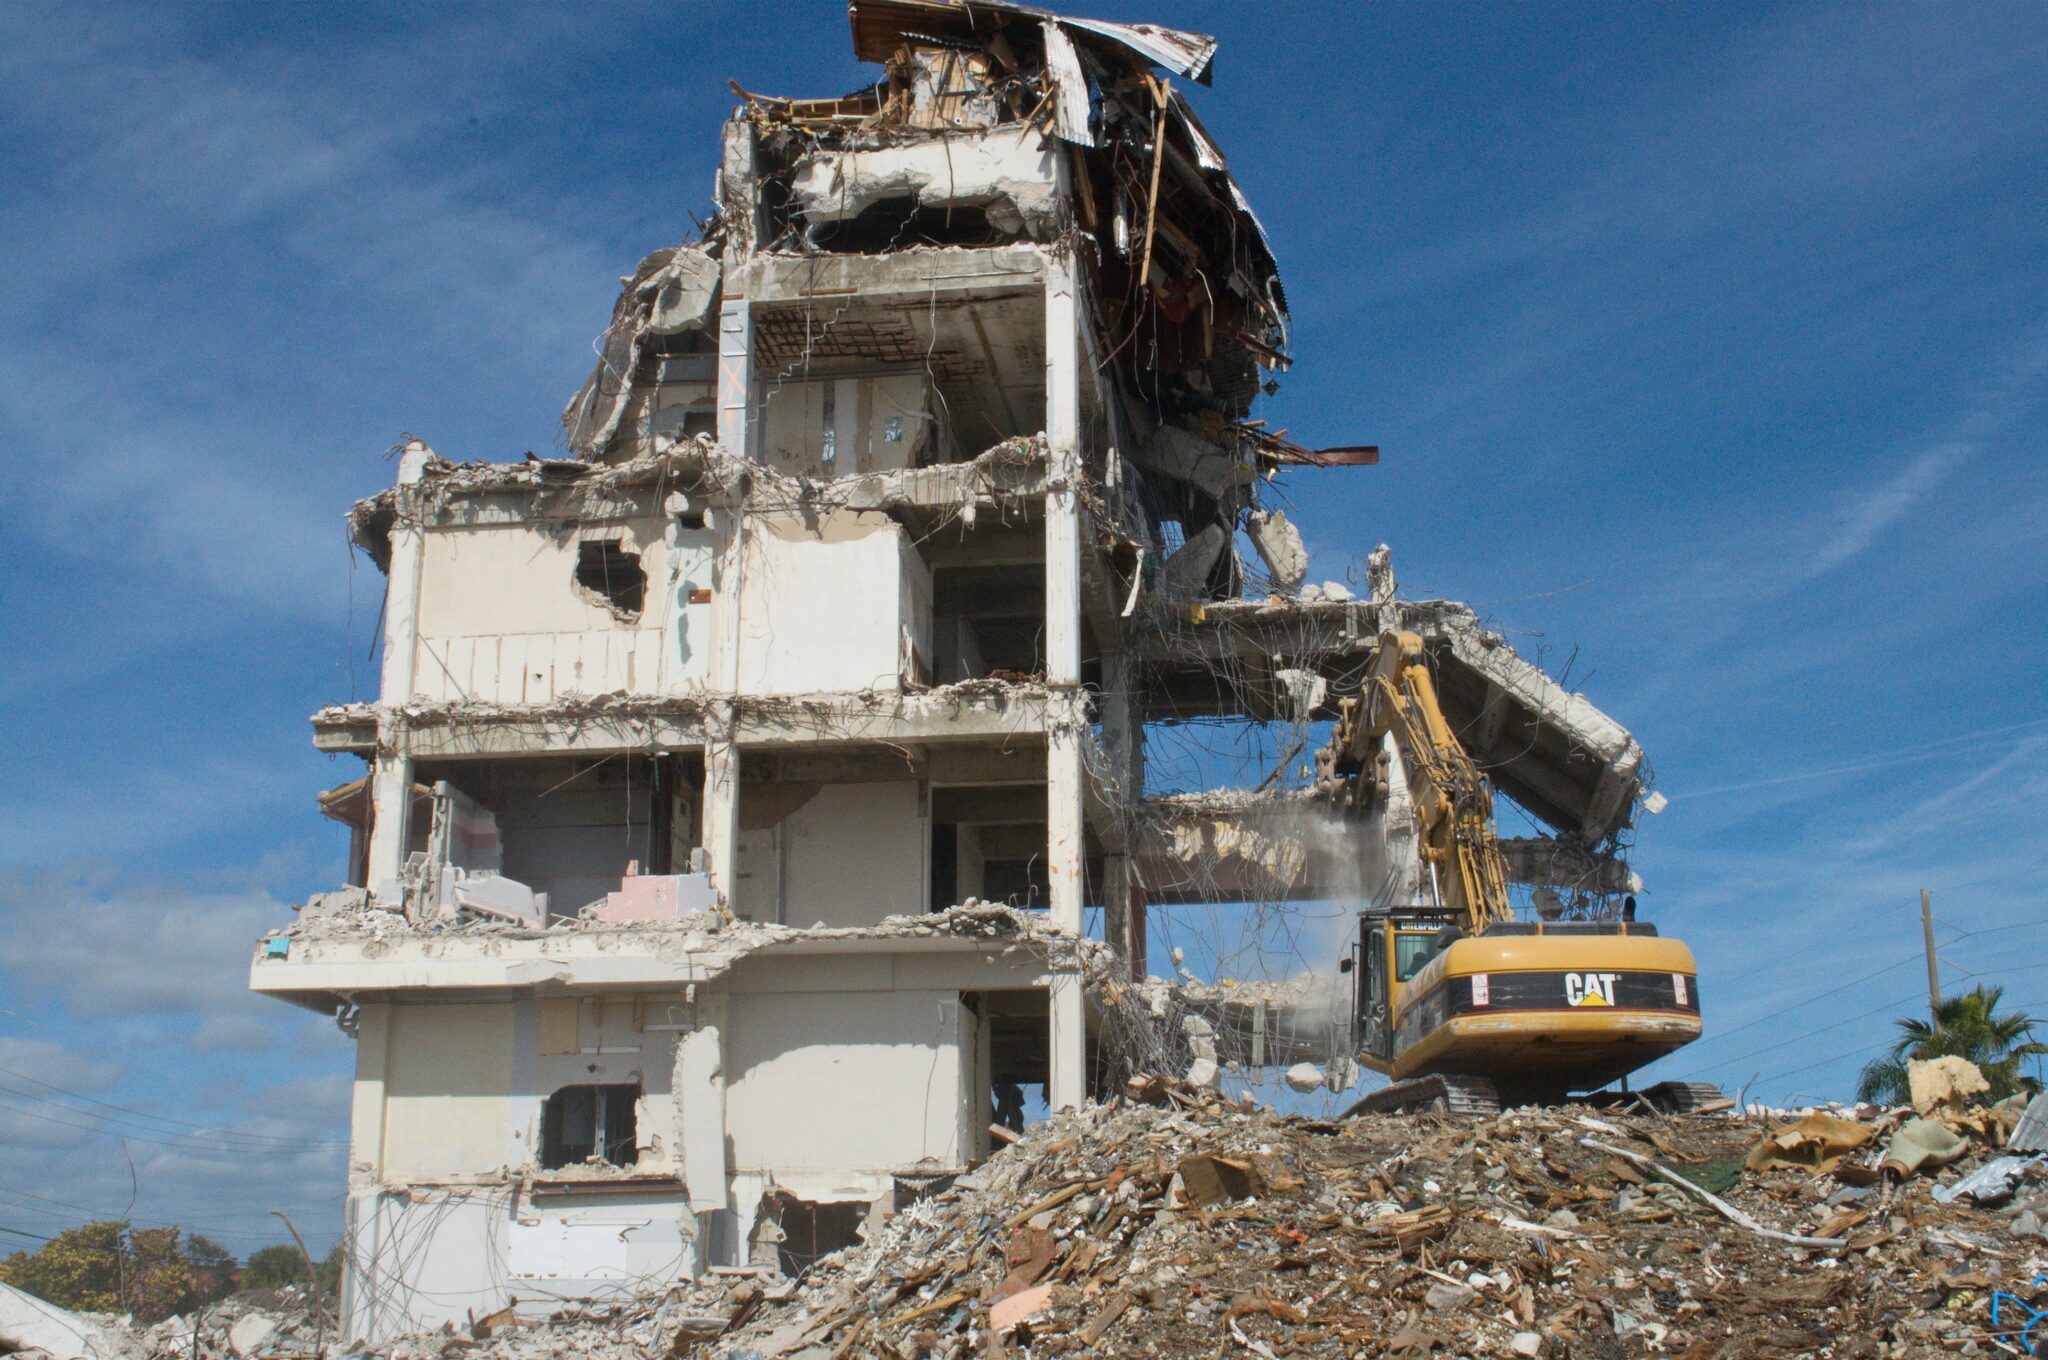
[0,1222,125,1314]
[1857,985,2048,1105]
[239,1242,344,1296]
[0,1221,200,1322]
[240,1243,309,1291]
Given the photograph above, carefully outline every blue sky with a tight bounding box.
[1,1,2043,1255]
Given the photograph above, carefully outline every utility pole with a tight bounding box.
[1921,888,1942,1036]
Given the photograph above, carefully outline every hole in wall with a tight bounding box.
[575,540,647,619]
[763,1194,867,1279]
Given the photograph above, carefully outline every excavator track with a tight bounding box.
[1344,1074,1500,1119]
[1637,1080,1730,1114]
[1582,1080,1730,1114]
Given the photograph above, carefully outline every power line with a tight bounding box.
[0,1099,349,1158]
[1691,989,1926,1076]
[0,1065,350,1146]
[0,1084,349,1152]
[1938,915,2048,942]
[0,1182,336,1233]
[1745,989,2048,1094]
[1754,1035,1895,1087]
[1682,949,1923,1054]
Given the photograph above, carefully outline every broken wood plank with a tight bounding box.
[1004,1177,1107,1229]
[1579,1138,1846,1250]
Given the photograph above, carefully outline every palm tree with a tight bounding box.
[1857,985,2048,1105]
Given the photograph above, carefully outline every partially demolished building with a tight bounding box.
[250,2,1652,1343]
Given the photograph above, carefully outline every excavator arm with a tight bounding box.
[1319,630,1514,931]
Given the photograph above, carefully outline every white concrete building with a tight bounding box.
[249,3,1651,1342]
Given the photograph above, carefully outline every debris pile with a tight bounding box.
[15,1076,2048,1359]
[702,1077,2048,1359]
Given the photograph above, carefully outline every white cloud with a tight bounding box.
[0,1037,122,1093]
[0,869,288,1019]
[0,4,619,621]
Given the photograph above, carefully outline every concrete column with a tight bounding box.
[365,747,414,907]
[1044,254,1086,934]
[702,708,741,916]
[1048,971,1087,1112]
[716,298,753,461]
[347,1002,392,1182]
[366,443,432,902]
[1099,646,1145,978]
[679,998,729,1217]
[1044,251,1088,1110]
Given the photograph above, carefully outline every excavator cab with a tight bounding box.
[1352,908,1457,1064]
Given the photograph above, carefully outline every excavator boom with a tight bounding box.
[1323,631,1703,1111]
[1322,630,1512,930]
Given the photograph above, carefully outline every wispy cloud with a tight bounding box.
[0,5,620,621]
[1804,330,2048,580]
[0,868,291,1019]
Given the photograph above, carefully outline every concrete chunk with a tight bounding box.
[1246,509,1308,592]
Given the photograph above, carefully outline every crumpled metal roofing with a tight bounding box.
[848,0,1215,84]
[1061,16,1217,82]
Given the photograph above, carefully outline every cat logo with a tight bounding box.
[1564,972,1622,1007]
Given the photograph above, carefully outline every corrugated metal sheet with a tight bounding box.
[1041,19,1093,146]
[2012,1092,2048,1153]
[1169,91,1227,171]
[1063,17,1217,84]
[848,1,1216,85]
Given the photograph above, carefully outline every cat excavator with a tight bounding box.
[1320,631,1715,1116]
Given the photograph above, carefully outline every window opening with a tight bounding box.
[576,540,646,619]
[540,1083,639,1169]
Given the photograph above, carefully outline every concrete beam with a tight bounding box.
[325,688,1057,762]
[248,925,1061,1009]
[728,244,1045,307]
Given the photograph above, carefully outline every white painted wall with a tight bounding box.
[380,1002,516,1182]
[411,512,707,702]
[527,993,685,1171]
[781,782,926,927]
[724,986,969,1176]
[726,510,932,695]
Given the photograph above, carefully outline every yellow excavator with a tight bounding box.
[1320,631,1712,1115]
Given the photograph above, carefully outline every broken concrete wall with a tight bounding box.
[730,509,933,695]
[562,244,721,461]
[499,764,662,915]
[412,505,706,702]
[788,126,1065,240]
[342,1185,696,1345]
[419,760,670,919]
[360,995,691,1183]
[1245,508,1307,593]
[342,993,702,1342]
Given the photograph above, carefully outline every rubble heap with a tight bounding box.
[19,1079,2048,1360]
[703,1082,2048,1359]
